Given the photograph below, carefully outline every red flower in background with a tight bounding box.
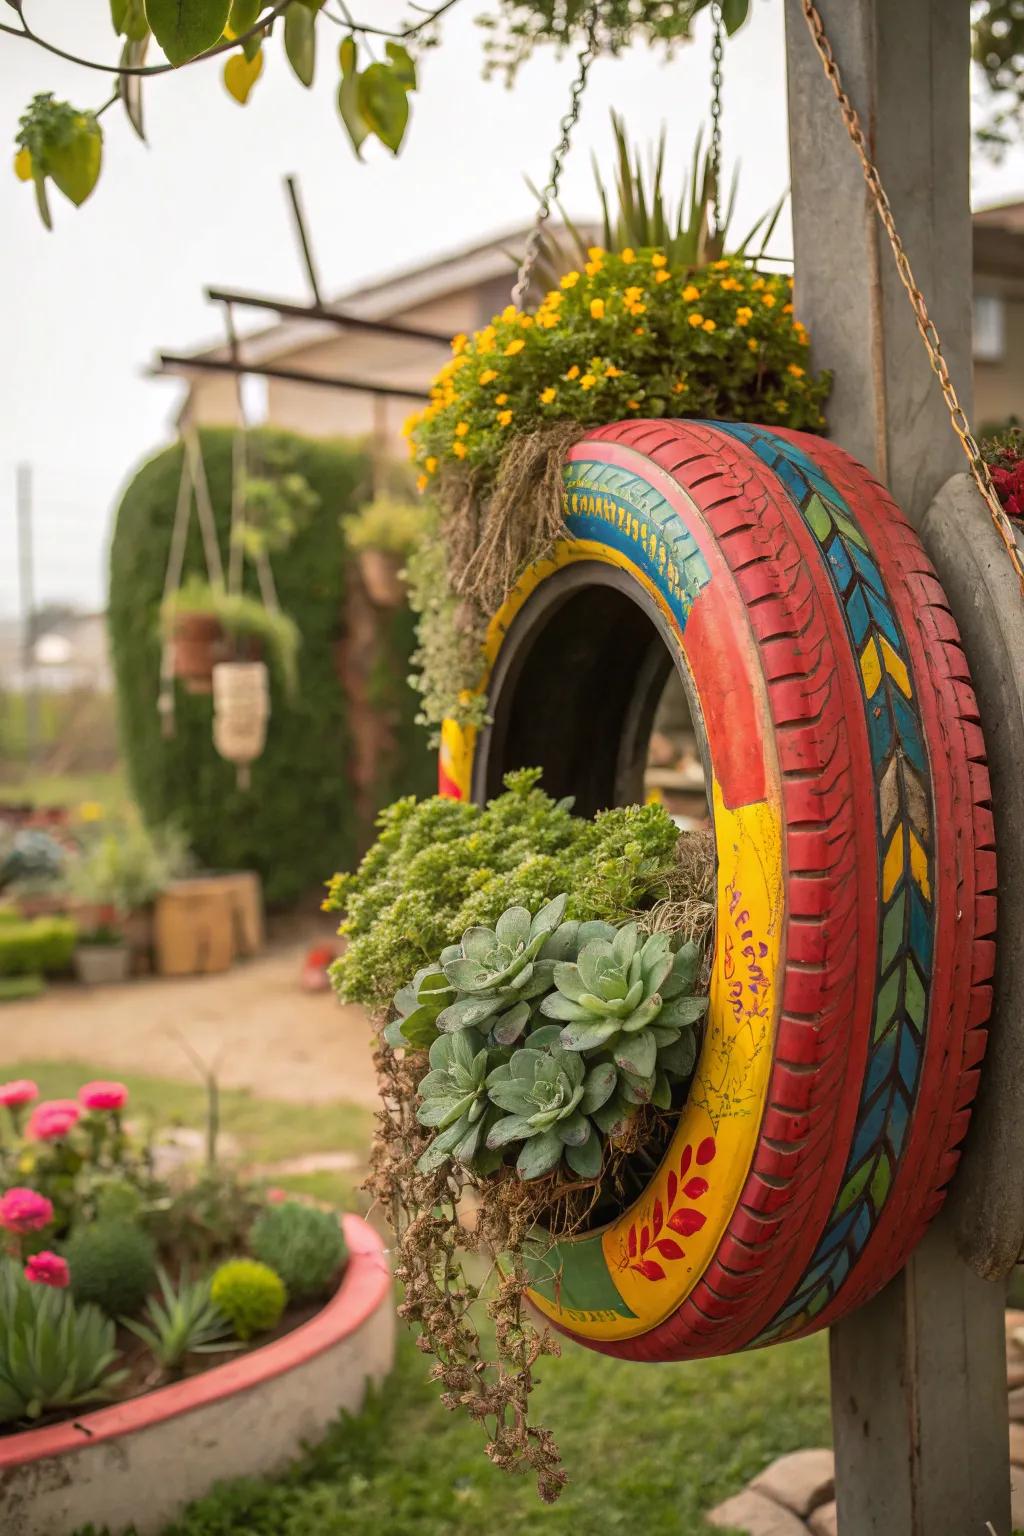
[78,1080,129,1112]
[26,1099,81,1141]
[0,1080,38,1109]
[0,1187,54,1234]
[990,462,1024,520]
[24,1251,69,1288]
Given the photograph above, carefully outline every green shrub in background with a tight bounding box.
[66,1221,157,1319]
[108,428,436,906]
[210,1258,286,1341]
[250,1201,347,1301]
[0,916,77,977]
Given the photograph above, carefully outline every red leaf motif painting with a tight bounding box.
[652,1199,664,1236]
[683,1177,709,1200]
[640,1224,651,1254]
[635,1259,666,1282]
[653,1237,685,1261]
[697,1137,716,1166]
[668,1208,707,1237]
[680,1145,693,1178]
[628,1225,637,1258]
[667,1170,678,1206]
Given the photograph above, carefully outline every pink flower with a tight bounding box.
[0,1080,38,1109]
[78,1080,128,1112]
[0,1187,54,1234]
[24,1251,69,1288]
[266,1187,288,1204]
[26,1100,81,1141]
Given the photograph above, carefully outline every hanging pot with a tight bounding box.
[358,549,405,608]
[171,612,224,694]
[211,661,270,789]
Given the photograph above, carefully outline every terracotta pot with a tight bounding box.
[358,549,405,608]
[170,613,224,695]
[74,943,131,986]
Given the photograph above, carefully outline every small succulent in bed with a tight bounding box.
[541,925,708,1109]
[484,1043,623,1180]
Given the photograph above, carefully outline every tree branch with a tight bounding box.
[1,0,463,75]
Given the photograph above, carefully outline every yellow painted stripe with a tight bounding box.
[882,825,905,902]
[909,830,932,900]
[879,636,912,698]
[859,637,882,698]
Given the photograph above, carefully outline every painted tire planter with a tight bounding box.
[438,420,995,1361]
[0,1216,394,1536]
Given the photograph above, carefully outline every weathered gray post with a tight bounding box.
[784,3,1012,1531]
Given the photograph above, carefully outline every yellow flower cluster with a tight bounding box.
[407,248,829,483]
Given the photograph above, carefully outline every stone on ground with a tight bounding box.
[705,1488,809,1536]
[751,1449,835,1518]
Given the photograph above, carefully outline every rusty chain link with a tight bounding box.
[511,11,599,310]
[710,2,725,239]
[800,0,1024,595]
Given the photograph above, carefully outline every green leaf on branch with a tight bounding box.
[357,62,410,154]
[16,95,103,226]
[119,36,149,142]
[385,41,416,91]
[337,38,367,156]
[284,2,316,87]
[47,121,103,207]
[720,0,750,34]
[227,0,261,31]
[112,0,150,40]
[144,0,231,66]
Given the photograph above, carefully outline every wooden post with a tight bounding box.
[784,2,1012,1531]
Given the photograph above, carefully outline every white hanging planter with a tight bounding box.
[212,660,270,789]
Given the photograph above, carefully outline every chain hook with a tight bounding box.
[511,7,599,310]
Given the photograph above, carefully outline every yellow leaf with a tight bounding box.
[14,148,32,183]
[223,47,263,104]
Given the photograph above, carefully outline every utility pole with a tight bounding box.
[16,463,38,769]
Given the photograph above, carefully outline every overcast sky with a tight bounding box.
[2,0,1023,619]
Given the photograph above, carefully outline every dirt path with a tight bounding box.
[0,936,379,1107]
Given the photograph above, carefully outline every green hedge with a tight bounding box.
[0,916,77,977]
[108,428,435,906]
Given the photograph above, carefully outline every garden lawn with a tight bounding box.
[110,1327,829,1536]
[5,1060,373,1209]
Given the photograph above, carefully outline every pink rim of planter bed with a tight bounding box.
[0,1213,390,1470]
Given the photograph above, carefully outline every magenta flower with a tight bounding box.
[266,1187,288,1205]
[78,1080,129,1112]
[24,1250,70,1289]
[0,1187,54,1234]
[0,1080,39,1109]
[26,1099,81,1141]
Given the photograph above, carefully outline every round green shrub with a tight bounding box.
[108,427,436,905]
[250,1201,347,1301]
[210,1258,286,1341]
[66,1221,157,1318]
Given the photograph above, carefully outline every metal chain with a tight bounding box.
[710,1,725,239]
[511,10,599,309]
[800,0,1024,595]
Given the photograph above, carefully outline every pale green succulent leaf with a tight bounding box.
[539,992,590,1023]
[556,1109,589,1146]
[661,942,700,1000]
[615,1028,657,1079]
[580,1060,617,1114]
[529,893,567,939]
[552,961,587,1001]
[486,1113,537,1148]
[566,1130,603,1179]
[657,994,709,1029]
[491,1001,531,1045]
[495,905,531,948]
[516,1128,563,1179]
[559,1018,619,1052]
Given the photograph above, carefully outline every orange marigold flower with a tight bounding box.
[451,332,468,354]
[621,247,636,264]
[455,420,469,437]
[682,284,700,302]
[748,338,759,352]
[497,408,514,426]
[478,369,498,385]
[762,294,777,308]
[580,374,597,389]
[495,392,509,404]
[590,298,606,319]
[452,440,468,459]
[688,313,704,329]
[425,456,438,474]
[736,306,753,326]
[504,338,526,356]
[654,270,671,284]
[627,398,641,410]
[565,365,580,380]
[703,318,716,333]
[416,474,428,492]
[561,271,580,289]
[604,365,623,378]
[712,258,731,270]
[788,363,805,378]
[540,386,557,404]
[651,252,668,268]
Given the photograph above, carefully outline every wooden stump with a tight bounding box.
[154,879,236,976]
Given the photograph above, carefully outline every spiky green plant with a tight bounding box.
[541,925,707,1108]
[484,1045,621,1180]
[534,111,785,287]
[122,1268,237,1376]
[0,1259,126,1424]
